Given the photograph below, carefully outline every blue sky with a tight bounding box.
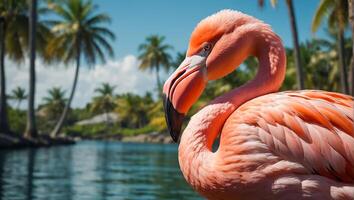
[10,1,328,108]
[95,0,324,59]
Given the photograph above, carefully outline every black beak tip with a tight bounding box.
[162,94,185,143]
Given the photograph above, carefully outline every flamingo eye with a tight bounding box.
[199,43,212,57]
[203,43,212,52]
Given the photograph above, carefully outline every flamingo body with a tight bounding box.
[179,91,354,199]
[225,90,354,184]
[162,10,354,199]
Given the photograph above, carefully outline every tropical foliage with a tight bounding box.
[0,0,50,134]
[115,93,153,128]
[312,0,350,94]
[40,87,67,121]
[172,51,186,69]
[90,83,116,124]
[46,0,115,136]
[138,35,173,93]
[2,0,353,140]
[9,87,27,109]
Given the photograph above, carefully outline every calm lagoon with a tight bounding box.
[0,141,201,200]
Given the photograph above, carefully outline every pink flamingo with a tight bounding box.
[163,10,354,199]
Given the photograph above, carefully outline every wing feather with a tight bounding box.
[230,90,354,183]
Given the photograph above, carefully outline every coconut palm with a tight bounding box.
[90,83,116,124]
[24,0,38,138]
[307,31,352,92]
[312,0,350,94]
[172,51,186,69]
[0,0,28,134]
[94,83,116,97]
[115,93,152,128]
[10,87,27,109]
[258,0,305,90]
[41,87,67,120]
[0,0,50,135]
[47,0,115,137]
[138,35,173,93]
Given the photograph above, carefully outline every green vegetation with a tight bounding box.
[312,0,350,94]
[40,87,67,122]
[64,123,155,137]
[9,87,28,109]
[138,35,173,93]
[1,0,353,142]
[46,0,115,137]
[91,83,116,124]
[0,0,50,134]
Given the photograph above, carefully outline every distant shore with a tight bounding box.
[0,132,172,149]
[0,133,76,149]
[72,132,173,144]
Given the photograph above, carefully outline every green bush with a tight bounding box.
[64,123,156,137]
[8,108,26,135]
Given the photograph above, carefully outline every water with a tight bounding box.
[0,141,202,200]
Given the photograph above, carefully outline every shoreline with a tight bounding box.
[0,133,76,150]
[0,132,172,150]
[74,132,173,144]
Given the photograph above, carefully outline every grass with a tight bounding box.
[8,109,161,139]
[64,123,156,138]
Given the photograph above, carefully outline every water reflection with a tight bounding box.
[0,141,201,200]
[0,150,5,200]
[26,149,35,200]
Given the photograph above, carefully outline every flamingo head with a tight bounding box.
[163,10,262,142]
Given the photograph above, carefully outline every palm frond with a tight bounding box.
[90,26,115,40]
[92,33,114,57]
[48,2,74,21]
[85,14,111,26]
[312,0,333,33]
[47,0,115,66]
[270,0,277,8]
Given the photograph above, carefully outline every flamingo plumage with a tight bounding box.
[162,10,354,199]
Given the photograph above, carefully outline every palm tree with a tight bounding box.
[258,0,305,90]
[0,15,8,133]
[47,0,115,137]
[172,51,186,69]
[138,35,172,93]
[312,0,350,94]
[308,31,352,91]
[0,0,50,135]
[24,0,38,138]
[115,93,151,128]
[0,0,28,134]
[10,87,27,109]
[94,83,116,96]
[41,87,67,120]
[90,83,116,124]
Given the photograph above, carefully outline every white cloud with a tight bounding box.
[6,55,160,108]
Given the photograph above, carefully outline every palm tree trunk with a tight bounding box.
[105,111,110,125]
[337,29,349,94]
[51,41,81,137]
[24,0,38,138]
[0,18,9,134]
[285,0,305,90]
[155,63,161,94]
[16,101,21,110]
[349,0,354,95]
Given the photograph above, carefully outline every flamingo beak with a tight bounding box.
[162,55,208,143]
[163,94,184,142]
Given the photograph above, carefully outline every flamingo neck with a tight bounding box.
[178,29,286,193]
